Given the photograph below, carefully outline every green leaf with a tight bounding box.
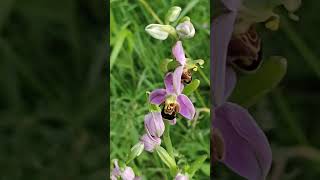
[183,79,200,95]
[110,29,129,70]
[230,56,287,107]
[188,155,207,177]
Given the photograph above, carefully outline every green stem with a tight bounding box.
[139,0,164,24]
[281,18,320,79]
[164,121,175,158]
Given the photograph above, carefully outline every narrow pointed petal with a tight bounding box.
[177,94,195,120]
[172,41,186,65]
[212,11,237,106]
[173,66,184,95]
[149,89,167,105]
[224,66,237,101]
[164,72,175,94]
[214,103,272,180]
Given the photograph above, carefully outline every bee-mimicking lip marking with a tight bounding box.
[161,103,179,120]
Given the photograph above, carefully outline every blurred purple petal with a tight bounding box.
[149,89,166,105]
[140,134,161,152]
[224,66,237,101]
[221,0,241,11]
[177,94,195,120]
[173,66,184,95]
[214,103,272,180]
[175,173,189,180]
[121,166,135,180]
[172,41,186,65]
[111,160,121,179]
[144,112,165,137]
[164,72,175,94]
[212,11,237,106]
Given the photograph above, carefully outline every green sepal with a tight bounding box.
[149,103,161,112]
[160,58,173,73]
[167,60,180,72]
[230,56,287,108]
[182,79,200,95]
[187,155,207,178]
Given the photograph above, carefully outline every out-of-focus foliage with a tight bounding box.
[0,0,107,179]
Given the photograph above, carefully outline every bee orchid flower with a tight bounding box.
[149,71,195,123]
[211,0,272,179]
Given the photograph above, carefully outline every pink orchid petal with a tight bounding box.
[212,11,238,106]
[144,112,165,138]
[224,66,237,101]
[214,103,272,180]
[149,89,166,105]
[172,41,186,65]
[173,66,184,95]
[164,72,175,94]
[177,94,195,120]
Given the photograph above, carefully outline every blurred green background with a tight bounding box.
[110,0,210,179]
[0,0,107,179]
[213,1,320,180]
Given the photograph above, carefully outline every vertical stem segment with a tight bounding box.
[164,121,175,159]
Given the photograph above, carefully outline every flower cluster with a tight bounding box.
[111,6,207,180]
[212,0,301,179]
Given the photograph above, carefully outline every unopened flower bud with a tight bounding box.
[140,134,161,152]
[176,20,195,39]
[144,112,165,137]
[145,24,175,40]
[155,146,177,171]
[282,0,301,12]
[121,166,135,180]
[175,173,189,180]
[166,6,182,22]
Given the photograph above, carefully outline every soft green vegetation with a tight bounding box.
[110,0,210,179]
[0,0,106,179]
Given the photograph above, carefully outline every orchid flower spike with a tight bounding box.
[149,72,195,124]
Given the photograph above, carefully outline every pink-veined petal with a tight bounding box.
[173,66,184,95]
[177,94,195,120]
[172,41,186,65]
[164,72,175,94]
[149,89,166,105]
[214,103,272,180]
